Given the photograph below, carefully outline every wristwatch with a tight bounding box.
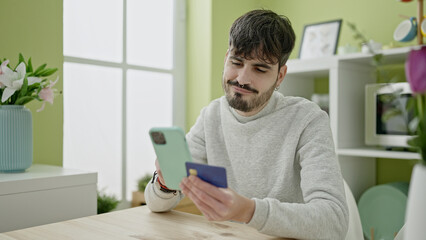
[152,171,177,194]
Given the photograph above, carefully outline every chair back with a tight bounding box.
[344,180,364,240]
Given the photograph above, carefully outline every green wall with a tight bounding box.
[272,0,419,59]
[187,0,420,127]
[0,0,63,166]
[186,0,213,128]
[187,0,423,184]
[186,0,262,127]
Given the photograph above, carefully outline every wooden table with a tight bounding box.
[0,206,286,240]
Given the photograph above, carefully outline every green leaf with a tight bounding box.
[387,75,400,84]
[347,22,355,29]
[381,108,403,122]
[407,136,421,148]
[407,97,416,112]
[353,33,364,40]
[373,54,383,64]
[14,96,35,105]
[21,97,39,105]
[18,53,25,64]
[33,64,47,75]
[19,76,29,98]
[27,83,41,93]
[27,57,33,73]
[38,68,58,77]
[379,93,396,103]
[408,117,419,134]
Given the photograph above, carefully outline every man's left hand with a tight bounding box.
[179,175,255,223]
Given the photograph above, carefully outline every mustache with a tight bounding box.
[227,80,258,93]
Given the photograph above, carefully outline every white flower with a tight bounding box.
[0,61,42,103]
[0,60,9,89]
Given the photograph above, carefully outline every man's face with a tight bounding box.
[222,49,286,116]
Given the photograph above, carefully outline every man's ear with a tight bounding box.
[276,65,287,87]
[224,49,230,63]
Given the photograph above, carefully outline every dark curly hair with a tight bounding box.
[229,9,296,67]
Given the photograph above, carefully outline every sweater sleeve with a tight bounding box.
[246,111,349,240]
[186,108,208,164]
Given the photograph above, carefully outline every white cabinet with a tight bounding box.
[281,47,420,200]
[0,164,97,232]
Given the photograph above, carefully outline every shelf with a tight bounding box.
[286,56,336,77]
[0,164,97,195]
[284,46,418,199]
[336,46,413,65]
[337,147,420,160]
[286,46,415,75]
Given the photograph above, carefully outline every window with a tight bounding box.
[63,0,186,202]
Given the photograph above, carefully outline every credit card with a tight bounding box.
[185,162,228,188]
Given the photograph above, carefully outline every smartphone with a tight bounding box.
[149,127,192,190]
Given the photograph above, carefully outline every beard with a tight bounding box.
[223,78,277,113]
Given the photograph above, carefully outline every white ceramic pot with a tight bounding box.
[404,163,426,239]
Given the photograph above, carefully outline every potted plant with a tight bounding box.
[0,54,59,172]
[131,173,152,207]
[97,190,120,214]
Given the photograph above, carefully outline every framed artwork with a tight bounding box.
[299,19,342,59]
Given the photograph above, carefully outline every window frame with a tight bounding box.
[63,0,186,203]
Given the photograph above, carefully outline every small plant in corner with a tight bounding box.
[138,173,152,192]
[131,173,152,207]
[97,190,120,214]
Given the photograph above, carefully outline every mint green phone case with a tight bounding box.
[149,127,192,190]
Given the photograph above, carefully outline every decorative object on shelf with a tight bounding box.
[361,40,383,54]
[365,82,415,149]
[298,19,342,60]
[358,182,409,240]
[393,17,418,42]
[395,0,424,45]
[0,54,59,173]
[421,16,426,36]
[337,43,358,55]
[346,22,384,67]
[404,45,426,239]
[382,41,401,50]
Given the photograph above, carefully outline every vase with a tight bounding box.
[404,163,426,239]
[0,105,33,172]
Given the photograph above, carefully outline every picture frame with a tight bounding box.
[298,19,342,60]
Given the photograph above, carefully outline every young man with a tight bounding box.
[145,9,348,239]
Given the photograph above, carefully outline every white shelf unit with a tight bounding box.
[0,164,97,232]
[281,47,418,200]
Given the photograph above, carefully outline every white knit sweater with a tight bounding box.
[145,92,348,239]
